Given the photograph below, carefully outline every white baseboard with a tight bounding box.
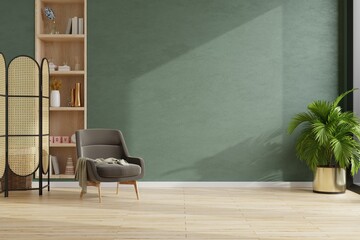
[139,181,312,188]
[33,181,312,188]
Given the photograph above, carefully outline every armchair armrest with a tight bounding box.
[126,156,144,167]
[125,156,145,178]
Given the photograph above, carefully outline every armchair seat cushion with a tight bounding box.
[96,163,141,178]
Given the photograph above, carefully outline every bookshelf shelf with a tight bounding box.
[50,143,76,148]
[50,107,85,111]
[50,70,85,76]
[37,34,85,42]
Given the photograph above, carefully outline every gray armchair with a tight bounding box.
[75,129,144,202]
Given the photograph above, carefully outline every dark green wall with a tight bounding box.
[88,0,338,181]
[0,0,339,181]
[0,0,34,60]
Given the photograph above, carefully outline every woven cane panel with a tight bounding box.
[0,97,4,178]
[42,59,49,98]
[8,56,39,96]
[8,136,39,176]
[0,53,5,95]
[0,138,4,178]
[8,98,39,135]
[43,99,49,135]
[0,54,5,178]
[0,97,4,136]
[0,54,5,138]
[42,136,49,174]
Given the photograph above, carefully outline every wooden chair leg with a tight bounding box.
[97,183,102,203]
[133,181,139,200]
[79,182,102,202]
[116,182,120,195]
[118,181,140,200]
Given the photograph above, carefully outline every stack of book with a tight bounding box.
[65,16,84,34]
[65,157,75,175]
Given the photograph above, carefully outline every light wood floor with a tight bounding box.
[0,186,360,239]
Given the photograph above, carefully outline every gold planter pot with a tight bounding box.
[313,167,346,194]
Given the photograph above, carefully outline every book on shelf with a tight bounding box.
[71,16,78,34]
[66,17,84,35]
[78,18,84,34]
[65,18,72,34]
[51,155,60,175]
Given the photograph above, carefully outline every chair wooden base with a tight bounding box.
[80,180,139,202]
[80,181,102,203]
[116,180,139,200]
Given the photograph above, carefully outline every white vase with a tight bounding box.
[50,90,60,107]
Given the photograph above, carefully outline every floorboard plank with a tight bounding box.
[0,187,359,239]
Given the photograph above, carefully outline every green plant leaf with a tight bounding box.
[287,112,314,134]
[288,88,360,176]
[332,88,357,108]
[308,100,332,123]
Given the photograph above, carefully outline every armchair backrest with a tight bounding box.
[76,129,129,159]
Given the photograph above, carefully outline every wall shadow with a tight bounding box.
[87,0,284,136]
[163,129,311,181]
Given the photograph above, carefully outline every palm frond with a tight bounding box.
[296,129,321,171]
[351,156,360,176]
[332,88,357,108]
[287,112,314,134]
[307,100,332,122]
[330,137,353,168]
[311,121,329,146]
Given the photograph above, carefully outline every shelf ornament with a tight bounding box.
[44,7,57,34]
[50,78,62,107]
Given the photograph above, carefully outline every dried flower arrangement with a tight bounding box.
[50,78,62,90]
[44,7,57,34]
[44,7,55,20]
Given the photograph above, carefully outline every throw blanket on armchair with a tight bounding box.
[75,157,129,194]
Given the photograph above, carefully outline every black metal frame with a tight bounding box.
[341,0,360,194]
[0,54,50,197]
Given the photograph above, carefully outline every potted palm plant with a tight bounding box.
[288,89,360,193]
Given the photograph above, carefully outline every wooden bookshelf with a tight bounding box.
[35,0,87,179]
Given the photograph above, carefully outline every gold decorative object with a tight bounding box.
[74,82,81,107]
[313,167,346,193]
[71,88,75,107]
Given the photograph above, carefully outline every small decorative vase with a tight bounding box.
[48,20,57,34]
[70,88,75,107]
[74,83,81,107]
[50,90,60,107]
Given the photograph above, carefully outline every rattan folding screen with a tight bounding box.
[0,54,5,186]
[0,53,50,197]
